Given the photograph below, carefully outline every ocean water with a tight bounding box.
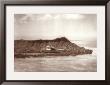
[14,41,97,72]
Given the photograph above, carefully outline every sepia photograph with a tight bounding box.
[0,0,108,84]
[14,14,97,72]
[5,5,105,80]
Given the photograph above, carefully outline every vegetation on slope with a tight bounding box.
[14,37,92,58]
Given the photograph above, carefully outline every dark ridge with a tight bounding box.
[54,37,70,42]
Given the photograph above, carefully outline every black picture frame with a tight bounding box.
[0,0,110,85]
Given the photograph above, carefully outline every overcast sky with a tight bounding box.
[14,14,97,41]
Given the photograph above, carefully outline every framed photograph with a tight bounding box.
[0,0,110,85]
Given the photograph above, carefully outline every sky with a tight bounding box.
[14,14,97,41]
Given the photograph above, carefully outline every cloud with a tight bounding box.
[63,14,85,20]
[14,14,96,40]
[37,14,85,21]
[19,14,36,24]
[37,14,52,20]
[17,14,85,23]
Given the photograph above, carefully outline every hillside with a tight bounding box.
[14,37,93,58]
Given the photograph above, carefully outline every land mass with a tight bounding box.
[14,37,93,58]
